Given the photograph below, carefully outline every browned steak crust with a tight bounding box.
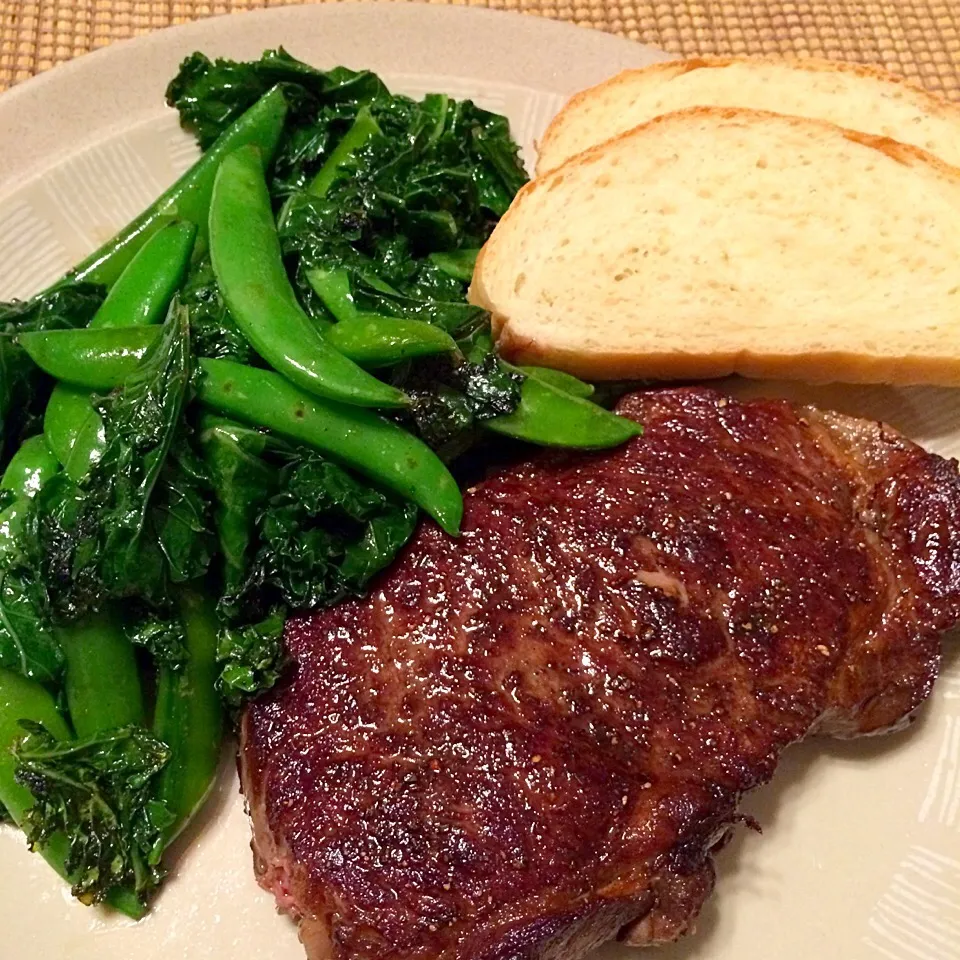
[240,387,960,960]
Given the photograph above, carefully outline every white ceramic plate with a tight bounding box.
[0,5,957,959]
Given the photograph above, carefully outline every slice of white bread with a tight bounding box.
[470,107,960,386]
[536,57,960,174]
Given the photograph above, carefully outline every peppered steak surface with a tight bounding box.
[240,387,960,960]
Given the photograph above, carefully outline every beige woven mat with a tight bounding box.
[2,1,960,97]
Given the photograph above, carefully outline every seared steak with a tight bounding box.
[240,387,960,960]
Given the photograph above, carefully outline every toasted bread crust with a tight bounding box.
[494,332,960,387]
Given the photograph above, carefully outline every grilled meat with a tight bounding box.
[241,387,960,960]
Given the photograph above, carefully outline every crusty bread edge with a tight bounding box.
[495,333,960,387]
[535,55,960,175]
[472,105,960,386]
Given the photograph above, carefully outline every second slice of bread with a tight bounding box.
[536,57,960,174]
[470,107,960,386]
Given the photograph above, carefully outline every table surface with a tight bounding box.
[1,0,959,98]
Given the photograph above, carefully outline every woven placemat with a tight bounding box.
[2,1,960,98]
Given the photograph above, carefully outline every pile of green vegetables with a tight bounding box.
[0,49,640,915]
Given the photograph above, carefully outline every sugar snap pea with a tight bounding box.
[516,365,595,399]
[0,669,145,919]
[462,329,634,447]
[44,218,192,481]
[303,265,363,323]
[308,104,380,198]
[21,327,158,391]
[305,265,456,366]
[90,221,196,329]
[62,87,288,290]
[197,358,462,535]
[1,434,60,499]
[326,316,456,366]
[152,587,223,849]
[0,667,71,832]
[0,672,77,895]
[56,609,144,738]
[0,435,60,558]
[486,376,642,448]
[44,385,105,483]
[429,248,480,282]
[21,319,455,387]
[209,146,407,409]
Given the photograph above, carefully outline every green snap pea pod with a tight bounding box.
[486,376,642,448]
[20,327,159,391]
[197,358,462,535]
[303,266,359,323]
[22,319,454,387]
[303,265,404,320]
[61,87,288,290]
[308,105,381,198]
[45,215,191,480]
[0,439,62,690]
[89,221,196,329]
[209,146,407,410]
[0,435,60,557]
[30,317,623,460]
[44,384,105,483]
[0,669,144,919]
[152,587,224,849]
[428,248,480,282]
[515,365,595,399]
[56,609,144,739]
[1,434,59,498]
[326,316,456,366]
[0,670,71,819]
[305,266,455,365]
[0,672,75,890]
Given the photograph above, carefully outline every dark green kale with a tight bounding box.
[224,453,417,621]
[0,572,63,686]
[126,614,188,672]
[169,46,525,233]
[166,47,387,151]
[215,608,287,708]
[202,425,416,704]
[198,417,279,601]
[0,282,106,333]
[179,258,252,362]
[13,722,173,906]
[278,95,526,271]
[390,325,523,458]
[152,439,215,585]
[17,305,213,621]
